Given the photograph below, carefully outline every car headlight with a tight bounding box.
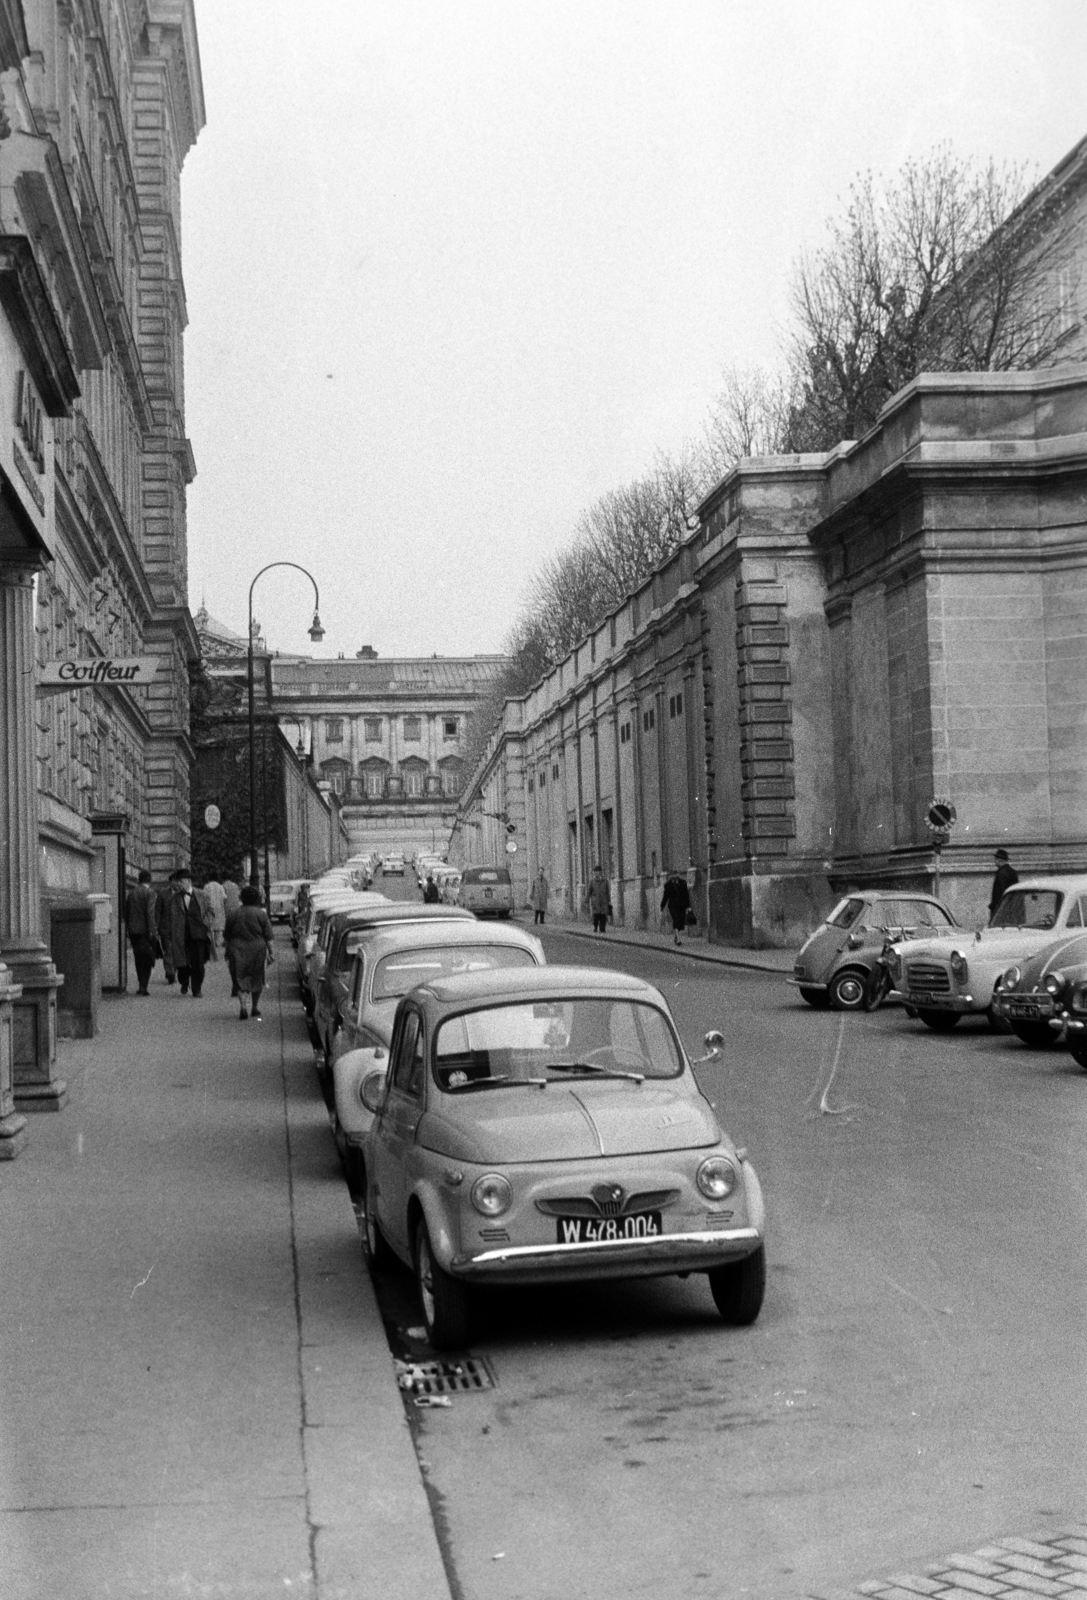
[949,949,968,980]
[471,1173,512,1217]
[1003,965,1021,989]
[696,1155,738,1201]
[1043,971,1065,997]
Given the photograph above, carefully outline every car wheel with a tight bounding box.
[364,1187,396,1273]
[917,1009,960,1031]
[414,1218,471,1350]
[828,969,868,1011]
[708,1244,766,1326]
[798,986,830,1009]
[1010,1020,1058,1049]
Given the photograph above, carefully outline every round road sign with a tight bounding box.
[505,839,518,854]
[204,804,221,830]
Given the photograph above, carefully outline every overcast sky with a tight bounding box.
[181,1,1087,662]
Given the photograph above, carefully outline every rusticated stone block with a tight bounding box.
[739,702,792,723]
[737,624,789,648]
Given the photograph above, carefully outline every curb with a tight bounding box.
[551,923,793,976]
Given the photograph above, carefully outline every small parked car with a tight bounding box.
[312,903,475,1069]
[791,891,957,1010]
[457,864,514,918]
[269,879,307,923]
[990,928,1087,1061]
[885,875,1087,1032]
[330,919,546,1191]
[360,965,766,1348]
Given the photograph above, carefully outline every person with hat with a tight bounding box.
[124,869,159,996]
[160,869,213,997]
[989,849,1019,918]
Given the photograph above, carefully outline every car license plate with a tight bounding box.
[556,1213,662,1244]
[1009,1000,1044,1020]
[910,991,939,1008]
[484,888,492,899]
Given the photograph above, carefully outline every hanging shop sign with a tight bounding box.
[37,657,168,694]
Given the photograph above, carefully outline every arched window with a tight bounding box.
[359,757,388,798]
[320,757,350,796]
[438,756,463,797]
[399,757,427,797]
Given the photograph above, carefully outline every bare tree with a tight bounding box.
[701,364,802,480]
[785,148,1075,449]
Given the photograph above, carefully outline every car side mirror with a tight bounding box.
[690,1029,724,1065]
[360,1070,386,1114]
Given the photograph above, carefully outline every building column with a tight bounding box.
[0,559,64,1127]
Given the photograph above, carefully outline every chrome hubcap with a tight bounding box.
[837,975,864,1006]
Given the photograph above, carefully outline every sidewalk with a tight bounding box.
[0,942,450,1600]
[527,910,797,975]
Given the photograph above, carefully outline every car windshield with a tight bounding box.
[827,897,865,929]
[878,899,954,928]
[371,944,536,1001]
[434,998,684,1088]
[990,889,1063,930]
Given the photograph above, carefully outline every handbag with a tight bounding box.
[149,936,163,962]
[685,907,697,928]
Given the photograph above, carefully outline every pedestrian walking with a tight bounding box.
[530,869,549,925]
[588,865,610,934]
[989,848,1019,918]
[124,869,159,996]
[156,872,179,984]
[223,880,242,994]
[226,885,275,1021]
[203,875,227,956]
[423,875,441,903]
[661,871,692,946]
[160,869,214,996]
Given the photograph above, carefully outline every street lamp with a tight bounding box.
[248,562,324,890]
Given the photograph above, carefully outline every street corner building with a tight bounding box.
[0,0,204,1160]
[456,137,1087,949]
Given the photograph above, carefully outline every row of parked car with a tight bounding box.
[285,868,769,1348]
[791,873,1087,1069]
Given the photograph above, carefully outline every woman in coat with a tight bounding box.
[225,885,275,1021]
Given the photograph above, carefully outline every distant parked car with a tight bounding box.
[383,852,405,876]
[269,879,307,923]
[990,927,1087,1059]
[361,965,767,1349]
[457,865,514,919]
[885,876,1087,1032]
[791,891,957,1011]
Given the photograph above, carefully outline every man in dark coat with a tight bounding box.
[423,875,441,903]
[661,872,692,946]
[989,849,1019,919]
[160,870,213,997]
[124,869,158,996]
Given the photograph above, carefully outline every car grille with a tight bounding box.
[905,961,952,993]
[536,1189,679,1219]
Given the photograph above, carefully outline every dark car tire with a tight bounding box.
[917,1009,960,1031]
[828,969,869,1011]
[1069,1041,1087,1071]
[1010,1020,1058,1049]
[708,1244,766,1326]
[798,986,831,1009]
[365,1190,396,1274]
[414,1219,472,1350]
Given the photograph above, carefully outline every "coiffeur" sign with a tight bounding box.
[37,657,167,693]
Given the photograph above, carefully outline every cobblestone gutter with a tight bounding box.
[810,1527,1087,1600]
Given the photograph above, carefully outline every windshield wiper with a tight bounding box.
[547,1061,645,1083]
[445,1075,549,1092]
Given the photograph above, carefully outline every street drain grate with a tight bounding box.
[395,1355,496,1398]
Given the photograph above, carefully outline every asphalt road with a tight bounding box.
[361,884,1087,1600]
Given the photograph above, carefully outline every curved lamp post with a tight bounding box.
[248,562,324,890]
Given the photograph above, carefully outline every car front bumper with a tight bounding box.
[450,1225,762,1285]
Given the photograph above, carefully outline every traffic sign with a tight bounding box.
[204,804,221,830]
[925,799,956,833]
[505,839,517,854]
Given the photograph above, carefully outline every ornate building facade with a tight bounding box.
[0,0,203,1156]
